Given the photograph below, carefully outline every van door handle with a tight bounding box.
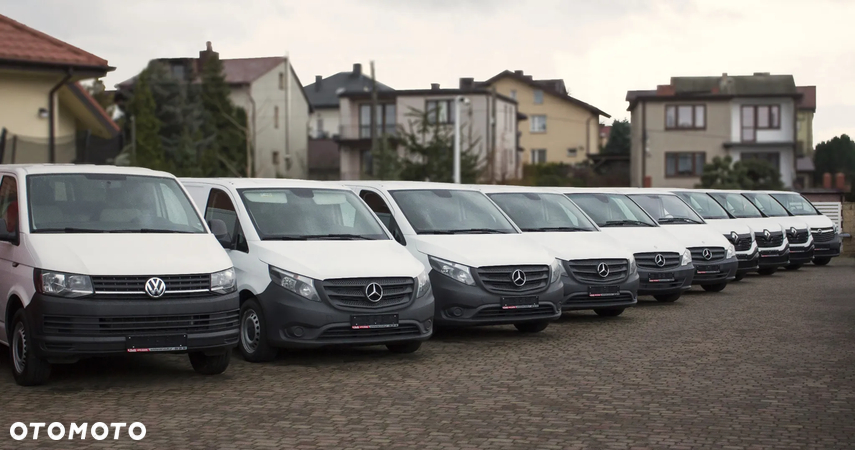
[11,262,19,268]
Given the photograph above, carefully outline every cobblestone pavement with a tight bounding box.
[3,259,855,449]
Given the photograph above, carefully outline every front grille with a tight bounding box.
[317,324,422,341]
[472,304,556,320]
[639,280,685,292]
[564,259,629,284]
[635,252,681,270]
[689,247,726,262]
[812,228,836,243]
[91,274,210,299]
[563,292,635,306]
[321,277,414,310]
[42,310,239,336]
[788,230,810,244]
[756,231,784,248]
[727,233,753,252]
[476,265,549,295]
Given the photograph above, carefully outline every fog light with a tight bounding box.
[424,319,433,331]
[450,307,463,317]
[291,326,305,338]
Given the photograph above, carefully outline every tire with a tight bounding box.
[189,351,231,375]
[813,257,831,266]
[238,299,277,362]
[734,273,746,281]
[785,264,803,271]
[594,308,625,317]
[757,268,778,276]
[654,293,681,303]
[514,321,550,333]
[701,283,727,292]
[10,309,51,386]
[386,341,422,354]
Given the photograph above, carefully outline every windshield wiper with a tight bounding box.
[450,228,509,234]
[657,217,702,224]
[304,234,374,240]
[521,226,588,232]
[603,220,655,227]
[34,227,108,233]
[262,235,309,241]
[105,229,195,233]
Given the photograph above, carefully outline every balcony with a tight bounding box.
[338,123,397,142]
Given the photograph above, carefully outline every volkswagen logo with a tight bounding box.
[702,248,713,260]
[790,227,797,236]
[654,254,666,267]
[510,269,527,286]
[144,277,166,298]
[763,229,771,240]
[730,231,739,242]
[365,282,384,302]
[596,263,610,278]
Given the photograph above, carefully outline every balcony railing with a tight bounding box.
[339,124,397,141]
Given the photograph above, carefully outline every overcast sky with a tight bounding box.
[4,0,853,143]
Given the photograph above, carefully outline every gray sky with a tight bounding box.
[5,0,852,143]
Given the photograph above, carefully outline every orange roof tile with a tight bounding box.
[0,13,110,69]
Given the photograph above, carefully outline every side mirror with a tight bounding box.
[208,219,232,248]
[0,219,17,244]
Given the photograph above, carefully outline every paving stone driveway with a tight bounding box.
[3,259,854,449]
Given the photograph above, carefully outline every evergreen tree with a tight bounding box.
[697,155,783,190]
[814,134,855,182]
[396,108,482,183]
[602,119,631,155]
[124,70,164,170]
[199,54,247,177]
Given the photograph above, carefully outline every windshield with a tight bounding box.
[487,192,597,232]
[628,194,705,224]
[389,189,517,234]
[770,193,820,215]
[675,192,730,220]
[708,192,763,218]
[27,174,206,234]
[239,188,388,240]
[566,193,657,228]
[742,192,790,217]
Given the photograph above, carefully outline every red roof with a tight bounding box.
[797,86,816,111]
[0,13,110,70]
[222,57,284,85]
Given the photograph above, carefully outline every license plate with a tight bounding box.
[696,265,720,274]
[588,285,620,297]
[126,334,187,353]
[647,272,675,282]
[351,314,399,329]
[501,296,539,309]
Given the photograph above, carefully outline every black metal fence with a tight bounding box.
[0,128,124,165]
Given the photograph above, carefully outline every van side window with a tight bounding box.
[0,176,19,241]
[360,190,405,245]
[205,189,246,251]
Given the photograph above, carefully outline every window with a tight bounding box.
[274,106,279,129]
[171,65,185,80]
[359,103,396,138]
[205,188,242,247]
[279,72,285,90]
[487,192,597,232]
[567,193,657,228]
[426,99,454,124]
[530,115,547,133]
[531,149,547,164]
[389,189,516,235]
[566,148,578,158]
[316,118,324,138]
[360,190,405,245]
[665,105,705,129]
[665,152,705,177]
[510,90,517,100]
[272,151,280,165]
[741,104,780,142]
[533,90,544,104]
[740,151,780,171]
[0,176,18,240]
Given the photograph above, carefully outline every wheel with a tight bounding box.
[734,273,746,281]
[813,257,831,266]
[10,309,51,386]
[238,299,277,362]
[594,308,625,317]
[654,293,681,303]
[189,351,231,375]
[785,264,803,271]
[701,283,727,292]
[757,268,778,276]
[386,341,422,354]
[514,321,550,333]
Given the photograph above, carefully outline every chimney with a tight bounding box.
[459,77,474,89]
[315,75,322,91]
[823,172,832,189]
[836,172,846,190]
[753,72,771,76]
[198,41,218,68]
[352,63,362,76]
[431,83,440,90]
[525,75,533,81]
[514,70,524,76]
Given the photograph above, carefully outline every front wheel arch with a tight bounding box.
[5,295,24,344]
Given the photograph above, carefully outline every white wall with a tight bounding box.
[730,98,796,143]
[308,108,340,139]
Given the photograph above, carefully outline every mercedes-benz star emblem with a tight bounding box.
[654,254,666,267]
[763,229,771,240]
[596,263,610,278]
[145,277,166,298]
[365,282,384,302]
[730,231,739,242]
[702,248,713,260]
[510,269,527,286]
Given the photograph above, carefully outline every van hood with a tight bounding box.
[26,234,232,275]
[793,214,835,229]
[255,240,424,280]
[413,234,552,268]
[732,217,784,234]
[521,231,632,261]
[702,219,753,236]
[659,224,732,249]
[765,216,810,232]
[598,227,686,254]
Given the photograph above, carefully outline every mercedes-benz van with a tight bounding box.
[740,191,814,270]
[341,181,563,332]
[668,189,758,281]
[1,165,239,386]
[475,185,638,317]
[563,188,694,303]
[182,178,434,361]
[766,190,841,265]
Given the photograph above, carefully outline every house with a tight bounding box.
[336,80,521,182]
[0,13,120,164]
[599,124,612,149]
[474,70,610,166]
[116,42,312,178]
[626,73,808,189]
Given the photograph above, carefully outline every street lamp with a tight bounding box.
[453,96,469,184]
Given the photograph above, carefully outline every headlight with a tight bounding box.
[211,268,237,294]
[269,266,320,301]
[34,269,93,298]
[725,244,736,259]
[628,257,637,275]
[428,256,475,286]
[415,269,431,298]
[681,249,692,266]
[549,259,564,284]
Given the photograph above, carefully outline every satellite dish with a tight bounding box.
[335,87,346,95]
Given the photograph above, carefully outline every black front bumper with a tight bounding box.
[561,273,639,311]
[788,243,816,264]
[637,265,695,296]
[692,256,738,285]
[758,246,790,268]
[431,272,562,327]
[29,292,240,360]
[737,249,760,273]
[813,235,842,258]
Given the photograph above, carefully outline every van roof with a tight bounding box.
[468,184,563,195]
[180,177,351,191]
[610,187,681,196]
[0,164,173,177]
[338,180,481,192]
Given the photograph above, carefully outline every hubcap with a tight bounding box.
[241,309,261,354]
[12,322,26,374]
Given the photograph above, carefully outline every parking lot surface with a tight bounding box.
[3,259,855,449]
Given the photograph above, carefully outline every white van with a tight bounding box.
[182,178,434,361]
[739,191,814,270]
[474,185,638,317]
[765,190,841,265]
[341,181,563,332]
[562,188,694,303]
[668,189,759,280]
[0,165,239,386]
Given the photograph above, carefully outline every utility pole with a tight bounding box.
[284,52,291,176]
[453,96,463,184]
[370,61,378,177]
